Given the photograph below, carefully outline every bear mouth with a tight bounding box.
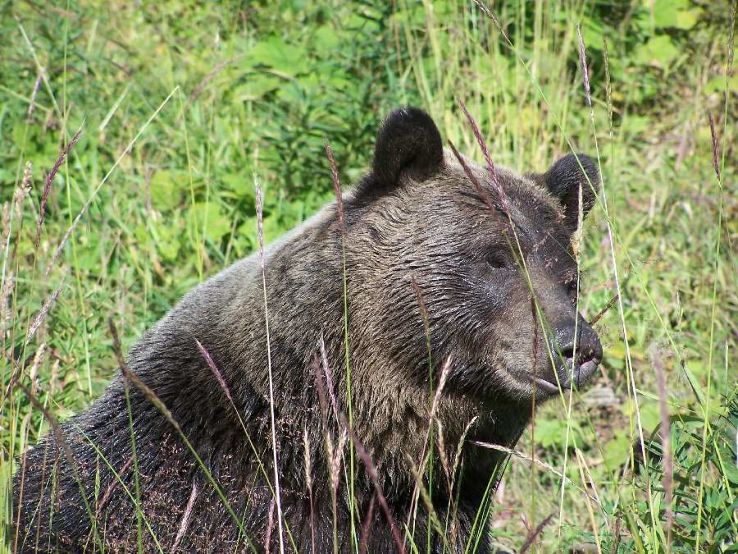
[524,357,600,396]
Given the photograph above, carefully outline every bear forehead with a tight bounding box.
[440,150,563,218]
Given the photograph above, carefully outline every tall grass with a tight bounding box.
[1,0,736,552]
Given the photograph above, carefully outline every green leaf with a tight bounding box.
[312,25,340,52]
[638,401,661,434]
[150,170,182,211]
[151,220,181,262]
[232,76,283,102]
[187,202,231,243]
[674,10,700,30]
[603,431,631,472]
[534,419,582,449]
[635,35,679,68]
[653,0,700,29]
[247,36,307,76]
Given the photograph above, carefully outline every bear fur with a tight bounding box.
[13,107,602,553]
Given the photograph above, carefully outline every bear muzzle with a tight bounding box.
[529,319,603,395]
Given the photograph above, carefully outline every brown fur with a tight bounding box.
[13,107,602,553]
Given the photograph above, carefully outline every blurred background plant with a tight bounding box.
[0,0,735,551]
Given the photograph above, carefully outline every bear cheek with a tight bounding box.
[464,279,531,362]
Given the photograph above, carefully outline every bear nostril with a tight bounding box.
[556,330,602,367]
[561,342,600,366]
[579,327,603,366]
[559,344,576,362]
[577,347,596,366]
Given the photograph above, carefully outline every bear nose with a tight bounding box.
[555,320,602,366]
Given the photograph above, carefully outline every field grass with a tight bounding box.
[1,0,736,552]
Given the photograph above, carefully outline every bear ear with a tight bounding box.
[542,153,600,231]
[370,107,444,190]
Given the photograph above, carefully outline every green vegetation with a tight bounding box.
[1,0,735,551]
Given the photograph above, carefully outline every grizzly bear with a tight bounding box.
[13,107,602,553]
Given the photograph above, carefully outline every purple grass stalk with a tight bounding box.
[415,357,452,480]
[518,512,555,553]
[319,333,339,422]
[448,135,523,274]
[35,129,82,248]
[11,162,32,223]
[311,350,342,553]
[28,342,47,395]
[312,353,330,426]
[342,417,406,554]
[195,335,283,521]
[265,498,276,553]
[409,276,431,353]
[358,492,377,554]
[329,429,348,500]
[429,358,451,420]
[1,201,11,258]
[445,413,472,548]
[447,140,496,212]
[457,101,519,230]
[195,338,233,404]
[254,178,285,554]
[0,271,15,339]
[172,482,199,552]
[708,113,721,181]
[324,144,344,231]
[450,416,478,488]
[96,455,134,512]
[651,346,673,546]
[406,354,452,531]
[576,26,593,109]
[434,419,452,495]
[25,274,65,344]
[458,101,499,188]
[316,143,353,552]
[303,427,316,554]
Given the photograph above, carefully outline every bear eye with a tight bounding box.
[485,252,509,270]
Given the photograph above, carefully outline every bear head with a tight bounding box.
[345,107,603,406]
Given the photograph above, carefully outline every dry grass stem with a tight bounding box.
[346,422,406,554]
[195,338,233,404]
[590,293,619,326]
[172,482,199,551]
[25,271,66,343]
[35,128,82,247]
[324,144,345,230]
[96,455,134,512]
[651,346,673,546]
[708,113,721,181]
[518,512,555,553]
[254,177,285,554]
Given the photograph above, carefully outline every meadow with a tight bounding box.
[0,0,736,551]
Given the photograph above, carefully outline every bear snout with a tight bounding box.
[550,319,603,390]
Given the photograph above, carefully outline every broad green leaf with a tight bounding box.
[150,170,182,211]
[188,202,231,243]
[635,35,679,68]
[603,431,631,472]
[534,419,582,449]
[247,36,307,76]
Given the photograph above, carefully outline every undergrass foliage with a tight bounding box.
[1,0,736,552]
